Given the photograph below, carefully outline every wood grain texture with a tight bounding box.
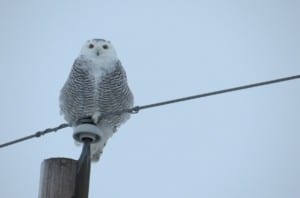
[38,158,77,198]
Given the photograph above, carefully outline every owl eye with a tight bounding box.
[89,44,94,49]
[102,44,109,49]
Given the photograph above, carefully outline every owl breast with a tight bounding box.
[60,58,133,128]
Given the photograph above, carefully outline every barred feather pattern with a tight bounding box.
[60,58,134,129]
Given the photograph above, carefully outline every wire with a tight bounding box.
[0,123,69,148]
[1,74,300,149]
[129,74,300,112]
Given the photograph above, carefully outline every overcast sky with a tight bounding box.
[0,0,299,197]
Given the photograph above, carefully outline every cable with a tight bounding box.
[1,74,300,148]
[0,123,69,148]
[129,74,300,112]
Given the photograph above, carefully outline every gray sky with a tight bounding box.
[0,0,299,197]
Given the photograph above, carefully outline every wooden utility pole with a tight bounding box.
[39,120,97,198]
[38,142,91,198]
[38,158,77,198]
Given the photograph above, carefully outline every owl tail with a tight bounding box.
[90,125,114,162]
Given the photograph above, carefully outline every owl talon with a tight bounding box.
[92,112,102,124]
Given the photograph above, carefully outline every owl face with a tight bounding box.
[80,39,117,60]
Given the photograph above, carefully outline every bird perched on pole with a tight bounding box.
[59,39,134,162]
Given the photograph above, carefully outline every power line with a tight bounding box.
[129,74,300,112]
[0,123,69,148]
[1,74,300,148]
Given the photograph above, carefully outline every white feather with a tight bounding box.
[60,39,134,162]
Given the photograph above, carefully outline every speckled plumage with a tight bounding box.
[59,39,133,161]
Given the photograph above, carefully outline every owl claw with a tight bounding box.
[92,112,102,124]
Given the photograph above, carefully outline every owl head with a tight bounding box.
[80,39,118,60]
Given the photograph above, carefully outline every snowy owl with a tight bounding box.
[59,39,134,162]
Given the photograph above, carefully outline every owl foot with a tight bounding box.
[92,112,102,124]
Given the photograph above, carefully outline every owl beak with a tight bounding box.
[96,50,100,56]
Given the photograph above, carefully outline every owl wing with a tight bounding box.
[97,61,134,128]
[59,57,96,126]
